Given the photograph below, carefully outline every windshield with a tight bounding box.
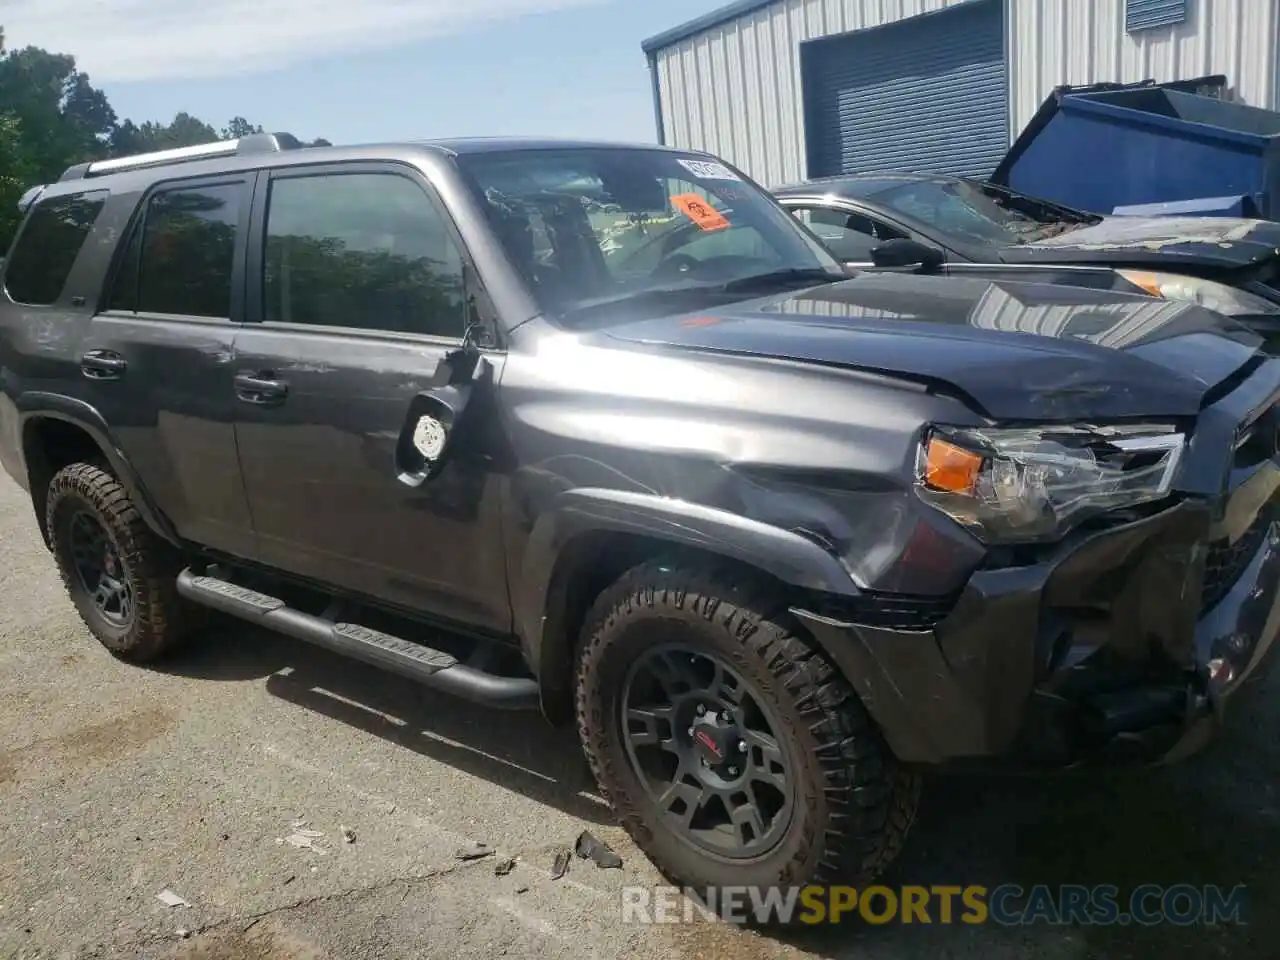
[865,178,1098,246]
[454,148,845,323]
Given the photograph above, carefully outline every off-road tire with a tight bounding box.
[575,560,920,893]
[46,462,193,662]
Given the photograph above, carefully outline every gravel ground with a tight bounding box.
[0,472,1277,959]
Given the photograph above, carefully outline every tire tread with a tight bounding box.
[46,462,191,662]
[575,560,920,889]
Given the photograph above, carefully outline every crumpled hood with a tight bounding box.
[600,272,1263,421]
[1001,216,1280,268]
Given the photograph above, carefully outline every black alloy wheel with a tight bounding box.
[622,644,795,859]
[576,560,921,894]
[67,508,135,628]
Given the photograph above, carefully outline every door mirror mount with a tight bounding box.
[869,238,944,271]
[395,348,492,488]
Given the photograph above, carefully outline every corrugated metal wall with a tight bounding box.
[652,0,1280,189]
[803,0,1008,178]
[1009,0,1280,141]
[652,0,973,187]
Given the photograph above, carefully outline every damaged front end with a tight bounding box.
[793,367,1280,771]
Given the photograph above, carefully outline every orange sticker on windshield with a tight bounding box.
[670,193,730,232]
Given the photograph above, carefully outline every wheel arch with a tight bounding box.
[516,487,862,723]
[19,394,179,548]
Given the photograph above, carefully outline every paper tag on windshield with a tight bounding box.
[670,193,731,232]
[676,158,739,181]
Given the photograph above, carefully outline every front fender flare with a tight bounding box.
[19,392,180,546]
[515,486,862,705]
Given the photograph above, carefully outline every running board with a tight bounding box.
[176,568,539,710]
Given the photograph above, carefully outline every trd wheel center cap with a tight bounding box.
[690,712,741,774]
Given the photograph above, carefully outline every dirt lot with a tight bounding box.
[0,472,1277,959]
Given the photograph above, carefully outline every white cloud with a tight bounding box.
[1,0,599,82]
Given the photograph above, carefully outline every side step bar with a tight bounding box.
[176,569,539,710]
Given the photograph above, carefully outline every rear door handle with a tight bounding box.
[234,371,289,406]
[80,350,127,380]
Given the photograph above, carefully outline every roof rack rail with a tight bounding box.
[58,132,304,182]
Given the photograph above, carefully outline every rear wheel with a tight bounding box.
[575,561,920,893]
[46,462,193,662]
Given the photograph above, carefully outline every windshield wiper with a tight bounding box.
[715,268,842,293]
[556,269,842,326]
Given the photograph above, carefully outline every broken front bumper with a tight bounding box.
[793,480,1280,769]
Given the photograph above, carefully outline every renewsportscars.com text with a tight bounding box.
[621,883,1249,926]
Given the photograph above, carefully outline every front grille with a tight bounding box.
[1202,511,1273,611]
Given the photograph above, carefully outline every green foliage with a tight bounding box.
[109,112,218,156]
[265,234,463,331]
[0,25,327,252]
[0,112,32,250]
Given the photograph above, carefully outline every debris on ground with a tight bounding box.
[494,857,517,876]
[341,826,357,844]
[277,824,328,854]
[176,929,191,940]
[574,830,623,869]
[550,849,571,880]
[516,885,530,895]
[454,841,495,862]
[155,889,189,908]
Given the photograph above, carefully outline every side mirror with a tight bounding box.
[870,238,944,271]
[394,347,491,488]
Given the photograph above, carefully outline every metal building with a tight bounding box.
[643,0,1280,187]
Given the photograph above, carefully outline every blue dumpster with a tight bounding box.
[990,76,1280,219]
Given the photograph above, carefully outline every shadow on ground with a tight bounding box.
[157,617,611,826]
[160,619,1279,959]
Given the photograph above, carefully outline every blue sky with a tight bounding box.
[3,0,728,145]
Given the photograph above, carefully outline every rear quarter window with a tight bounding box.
[3,191,109,306]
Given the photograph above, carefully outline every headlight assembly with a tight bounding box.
[1117,269,1280,317]
[916,424,1185,542]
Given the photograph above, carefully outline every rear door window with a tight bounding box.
[109,180,247,319]
[4,191,109,306]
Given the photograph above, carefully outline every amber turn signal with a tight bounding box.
[1119,270,1165,298]
[923,436,984,494]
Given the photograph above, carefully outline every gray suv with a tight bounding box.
[2,133,1278,894]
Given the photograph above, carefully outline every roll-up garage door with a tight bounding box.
[802,0,1009,179]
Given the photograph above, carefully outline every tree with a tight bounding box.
[0,26,116,248]
[0,112,31,246]
[221,116,263,140]
[109,112,219,155]
[0,38,116,180]
[0,25,328,251]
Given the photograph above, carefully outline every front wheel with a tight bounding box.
[575,561,920,894]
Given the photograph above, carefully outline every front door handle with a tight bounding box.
[80,350,127,380]
[234,371,289,406]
